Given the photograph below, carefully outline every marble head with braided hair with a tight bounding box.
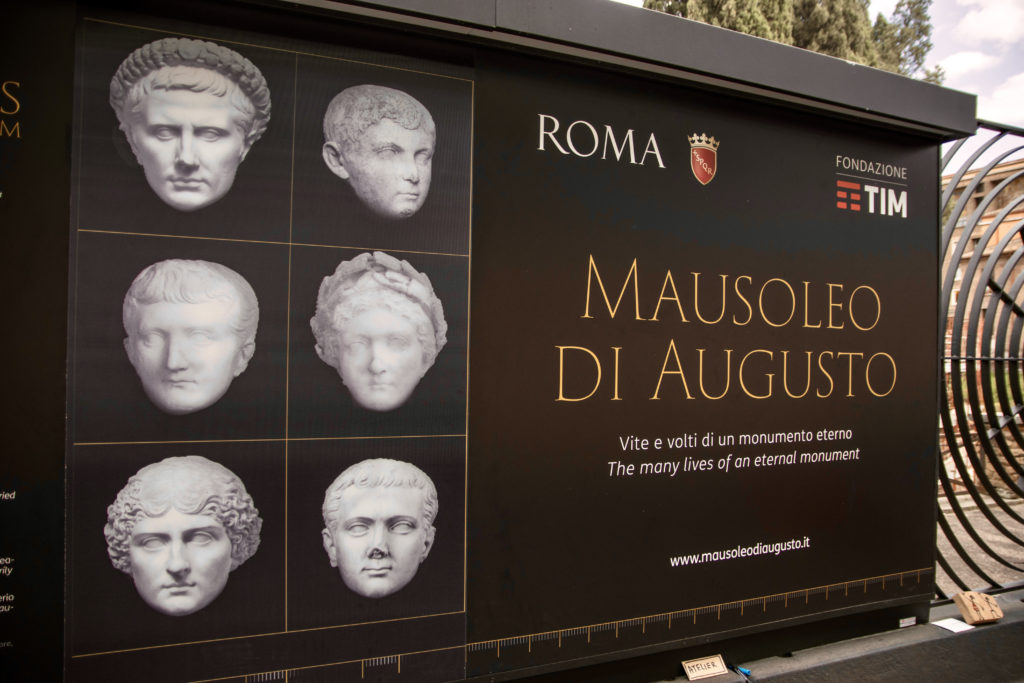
[104,455,262,616]
[311,251,447,411]
[109,37,272,211]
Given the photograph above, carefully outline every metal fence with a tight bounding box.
[937,120,1024,599]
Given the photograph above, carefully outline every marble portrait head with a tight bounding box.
[322,458,437,599]
[123,259,259,415]
[109,37,272,211]
[310,251,446,412]
[104,455,262,616]
[322,85,435,219]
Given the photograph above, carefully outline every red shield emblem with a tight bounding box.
[688,133,719,185]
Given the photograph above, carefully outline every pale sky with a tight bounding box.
[607,0,1024,128]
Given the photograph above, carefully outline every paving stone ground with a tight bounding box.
[936,491,1024,596]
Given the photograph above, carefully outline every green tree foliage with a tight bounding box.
[872,0,944,83]
[642,0,941,83]
[792,0,879,65]
[685,0,795,43]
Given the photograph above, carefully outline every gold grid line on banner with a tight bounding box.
[73,434,467,447]
[76,228,473,259]
[462,78,476,615]
[283,48,298,632]
[183,567,933,682]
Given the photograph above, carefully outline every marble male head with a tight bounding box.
[322,85,435,219]
[322,458,437,599]
[104,455,262,616]
[310,251,446,411]
[123,259,259,415]
[110,37,272,211]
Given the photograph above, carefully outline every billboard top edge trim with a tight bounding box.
[278,0,976,140]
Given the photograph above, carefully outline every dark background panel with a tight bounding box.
[74,19,295,242]
[287,245,468,439]
[67,440,286,655]
[71,230,289,443]
[286,437,466,630]
[467,54,938,648]
[0,4,75,680]
[291,53,472,256]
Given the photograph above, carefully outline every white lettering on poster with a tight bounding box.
[537,114,665,168]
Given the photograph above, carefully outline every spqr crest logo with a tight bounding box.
[688,133,718,185]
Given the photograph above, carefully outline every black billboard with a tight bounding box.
[0,1,951,680]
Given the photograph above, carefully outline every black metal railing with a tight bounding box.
[937,120,1024,599]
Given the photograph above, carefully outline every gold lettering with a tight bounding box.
[693,272,727,325]
[759,278,796,327]
[733,275,752,325]
[739,349,773,399]
[0,120,20,139]
[583,255,645,320]
[611,346,622,400]
[827,283,844,329]
[836,351,864,397]
[697,348,731,399]
[865,352,896,396]
[556,346,602,401]
[651,339,693,400]
[650,270,688,322]
[816,351,834,397]
[0,81,19,116]
[802,281,822,328]
[781,350,812,398]
[849,285,881,331]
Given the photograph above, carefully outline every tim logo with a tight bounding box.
[835,179,907,218]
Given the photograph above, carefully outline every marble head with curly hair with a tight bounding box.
[104,455,261,615]
[321,85,435,219]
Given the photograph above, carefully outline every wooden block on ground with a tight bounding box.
[952,591,1003,625]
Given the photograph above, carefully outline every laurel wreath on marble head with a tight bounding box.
[109,36,272,145]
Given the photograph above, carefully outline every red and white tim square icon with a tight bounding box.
[836,179,862,211]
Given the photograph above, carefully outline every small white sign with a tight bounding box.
[899,616,916,628]
[682,654,728,680]
[932,617,974,633]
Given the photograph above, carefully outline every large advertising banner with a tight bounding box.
[61,7,938,683]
